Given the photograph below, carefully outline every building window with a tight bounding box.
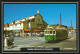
[20,23,21,26]
[31,19,35,22]
[38,18,40,22]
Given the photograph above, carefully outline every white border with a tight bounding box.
[1,2,79,53]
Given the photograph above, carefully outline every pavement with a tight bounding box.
[4,33,77,51]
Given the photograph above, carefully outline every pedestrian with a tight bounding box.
[13,33,15,37]
[19,32,20,37]
[4,35,9,49]
[9,33,12,37]
[23,33,24,37]
[16,33,17,37]
[4,36,7,50]
[9,36,12,48]
[11,34,14,48]
[20,33,21,37]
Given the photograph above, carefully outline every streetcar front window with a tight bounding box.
[50,31,52,34]
[45,31,47,34]
[53,31,55,34]
[48,31,49,34]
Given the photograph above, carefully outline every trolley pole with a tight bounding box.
[71,20,73,33]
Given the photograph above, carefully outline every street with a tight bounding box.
[4,33,76,51]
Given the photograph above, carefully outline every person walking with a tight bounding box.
[23,33,24,37]
[16,33,17,37]
[20,33,21,37]
[13,33,15,37]
[5,35,9,49]
[9,36,12,48]
[4,35,7,50]
[11,34,14,48]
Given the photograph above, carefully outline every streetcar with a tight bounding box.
[44,26,68,42]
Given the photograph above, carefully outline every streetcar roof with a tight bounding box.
[44,27,67,31]
[44,28,56,30]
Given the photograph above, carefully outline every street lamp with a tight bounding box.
[28,18,32,37]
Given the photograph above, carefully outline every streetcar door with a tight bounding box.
[53,31,56,40]
[53,31,56,35]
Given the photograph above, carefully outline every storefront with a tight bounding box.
[12,29,23,37]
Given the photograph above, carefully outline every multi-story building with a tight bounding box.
[4,10,48,37]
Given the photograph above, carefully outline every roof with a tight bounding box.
[49,24,59,26]
[42,20,48,25]
[34,14,43,18]
[45,28,55,30]
[4,24,9,27]
[4,14,43,26]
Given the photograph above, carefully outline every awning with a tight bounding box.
[24,28,30,31]
[34,30,40,31]
[34,29,44,31]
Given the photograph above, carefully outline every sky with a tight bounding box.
[4,4,76,28]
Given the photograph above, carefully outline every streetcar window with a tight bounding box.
[50,31,52,34]
[53,31,55,34]
[45,31,47,34]
[48,31,49,34]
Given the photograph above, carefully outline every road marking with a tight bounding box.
[63,48,73,49]
[37,46,43,47]
[26,46,35,47]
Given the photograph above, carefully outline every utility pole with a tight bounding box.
[30,20,32,37]
[60,13,62,25]
[71,20,73,33]
[27,17,32,37]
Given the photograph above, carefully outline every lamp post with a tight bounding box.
[27,17,31,37]
[27,17,32,37]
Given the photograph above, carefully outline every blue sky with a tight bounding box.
[4,4,76,28]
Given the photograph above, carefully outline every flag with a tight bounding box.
[28,21,31,29]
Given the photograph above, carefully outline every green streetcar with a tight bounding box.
[44,27,68,42]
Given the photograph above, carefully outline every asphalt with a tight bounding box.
[4,33,76,51]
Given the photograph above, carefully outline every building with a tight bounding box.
[67,20,73,33]
[4,10,48,37]
[68,27,73,33]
